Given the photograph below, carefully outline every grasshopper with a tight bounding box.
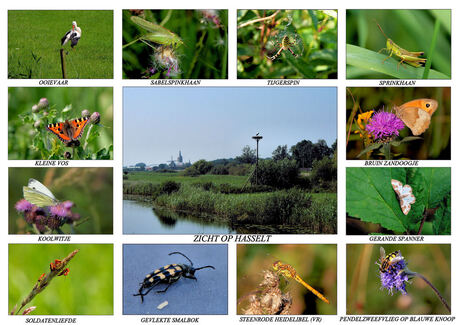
[123,16,183,49]
[375,20,426,69]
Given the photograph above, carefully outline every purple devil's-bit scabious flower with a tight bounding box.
[365,111,405,140]
[378,253,409,295]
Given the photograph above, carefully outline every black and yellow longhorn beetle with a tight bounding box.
[133,251,215,303]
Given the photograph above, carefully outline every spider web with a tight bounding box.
[266,16,304,60]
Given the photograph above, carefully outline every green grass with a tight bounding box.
[9,244,113,315]
[8,10,113,79]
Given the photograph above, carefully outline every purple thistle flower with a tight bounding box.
[15,199,34,212]
[378,252,409,295]
[49,204,68,218]
[47,216,62,230]
[366,111,405,140]
[34,215,47,233]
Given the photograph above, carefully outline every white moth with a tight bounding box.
[391,179,416,215]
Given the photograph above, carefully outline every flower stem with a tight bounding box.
[83,124,94,151]
[384,143,391,160]
[413,272,451,313]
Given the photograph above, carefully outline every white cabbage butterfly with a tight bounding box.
[391,179,416,215]
[23,178,59,207]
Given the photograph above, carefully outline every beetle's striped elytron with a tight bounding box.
[267,35,298,60]
[378,247,404,273]
[273,260,330,304]
[133,252,215,303]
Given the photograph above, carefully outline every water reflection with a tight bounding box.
[123,199,236,234]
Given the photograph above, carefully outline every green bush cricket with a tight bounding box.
[123,16,183,49]
[375,20,426,69]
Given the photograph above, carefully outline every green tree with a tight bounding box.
[290,140,313,168]
[272,145,290,161]
[236,145,256,164]
[135,162,146,171]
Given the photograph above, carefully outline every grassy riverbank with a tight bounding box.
[123,172,336,234]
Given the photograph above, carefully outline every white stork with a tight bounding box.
[61,21,81,49]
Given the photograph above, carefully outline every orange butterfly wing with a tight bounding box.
[47,117,89,144]
[68,117,89,139]
[394,99,438,136]
[47,121,72,143]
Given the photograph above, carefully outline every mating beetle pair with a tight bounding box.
[133,251,215,303]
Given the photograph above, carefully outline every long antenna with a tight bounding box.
[169,252,193,266]
[374,19,389,40]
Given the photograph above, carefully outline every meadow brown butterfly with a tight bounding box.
[394,99,438,136]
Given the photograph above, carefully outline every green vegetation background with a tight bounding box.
[346,87,450,160]
[9,244,113,315]
[8,87,113,160]
[9,168,113,234]
[8,10,113,79]
[237,244,336,314]
[122,10,228,79]
[237,10,337,79]
[347,244,450,315]
[346,10,451,79]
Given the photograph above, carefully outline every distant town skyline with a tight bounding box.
[123,87,337,166]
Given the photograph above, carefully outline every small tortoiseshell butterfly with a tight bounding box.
[47,117,89,146]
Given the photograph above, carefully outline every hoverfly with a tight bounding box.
[378,247,404,273]
[273,260,329,304]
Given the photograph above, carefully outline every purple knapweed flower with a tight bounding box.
[365,111,405,140]
[49,203,68,218]
[15,199,33,212]
[15,198,80,233]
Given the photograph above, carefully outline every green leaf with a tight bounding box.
[347,167,451,234]
[390,136,422,146]
[357,142,383,157]
[419,168,451,207]
[433,194,450,235]
[346,44,449,79]
[347,168,408,232]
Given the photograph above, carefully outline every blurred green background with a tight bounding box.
[347,244,450,315]
[9,168,113,234]
[9,244,113,315]
[346,87,450,160]
[123,10,228,79]
[8,87,113,160]
[237,10,337,79]
[346,10,451,79]
[237,244,336,315]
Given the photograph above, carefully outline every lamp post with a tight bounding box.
[252,133,263,185]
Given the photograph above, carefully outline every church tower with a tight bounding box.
[178,150,183,163]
